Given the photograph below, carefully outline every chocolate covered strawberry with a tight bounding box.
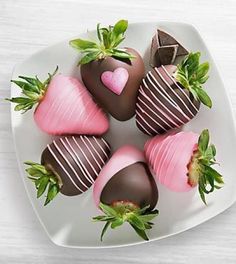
[145,130,223,204]
[93,145,158,241]
[70,19,145,121]
[136,52,212,135]
[25,135,110,205]
[7,67,109,135]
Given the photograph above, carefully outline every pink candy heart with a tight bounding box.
[101,67,129,95]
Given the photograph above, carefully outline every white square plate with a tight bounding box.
[11,21,236,248]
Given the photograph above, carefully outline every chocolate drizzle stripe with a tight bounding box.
[147,72,190,121]
[149,71,178,106]
[93,136,109,159]
[72,136,99,177]
[136,118,153,135]
[66,137,96,184]
[161,65,199,113]
[101,137,110,151]
[79,136,102,170]
[46,87,75,127]
[136,110,159,134]
[140,83,183,126]
[155,67,195,117]
[142,80,185,125]
[47,144,83,192]
[53,140,89,189]
[150,68,194,121]
[136,103,167,131]
[147,72,178,107]
[137,96,175,129]
[84,136,105,165]
[64,137,94,184]
[139,87,179,129]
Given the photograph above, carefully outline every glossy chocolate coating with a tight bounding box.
[41,136,110,196]
[100,162,158,210]
[136,65,200,135]
[150,29,188,67]
[81,48,145,121]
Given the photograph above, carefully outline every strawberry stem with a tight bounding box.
[24,161,60,206]
[6,66,58,113]
[93,201,159,241]
[188,129,224,204]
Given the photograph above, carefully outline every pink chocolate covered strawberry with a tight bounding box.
[93,145,158,241]
[7,67,109,135]
[145,129,223,204]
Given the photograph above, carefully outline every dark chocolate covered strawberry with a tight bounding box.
[70,20,145,121]
[93,145,158,241]
[145,129,223,204]
[25,135,110,205]
[7,68,109,135]
[136,52,212,135]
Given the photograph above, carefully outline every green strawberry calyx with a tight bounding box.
[6,66,58,113]
[24,161,60,206]
[174,52,212,108]
[187,129,224,204]
[93,201,159,241]
[69,19,135,65]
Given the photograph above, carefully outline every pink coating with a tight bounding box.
[144,131,199,192]
[93,145,145,207]
[34,74,109,135]
[101,67,129,95]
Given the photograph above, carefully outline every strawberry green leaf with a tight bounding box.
[99,203,118,217]
[69,39,98,50]
[69,19,133,64]
[128,214,145,230]
[204,165,224,184]
[195,87,212,108]
[97,23,102,42]
[93,215,115,222]
[113,19,128,37]
[79,51,101,65]
[93,202,158,242]
[175,52,211,108]
[130,224,149,241]
[204,144,216,160]
[111,49,135,59]
[37,177,49,198]
[198,184,207,205]
[100,221,111,241]
[189,129,223,204]
[44,184,59,206]
[139,210,159,222]
[197,62,209,79]
[24,161,60,205]
[6,67,58,114]
[198,129,209,153]
[110,218,124,229]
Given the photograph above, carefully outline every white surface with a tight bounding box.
[1,0,236,262]
[11,21,236,248]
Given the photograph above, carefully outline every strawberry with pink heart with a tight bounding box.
[7,67,109,135]
[70,20,145,121]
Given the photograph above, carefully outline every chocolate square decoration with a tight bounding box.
[150,29,188,67]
